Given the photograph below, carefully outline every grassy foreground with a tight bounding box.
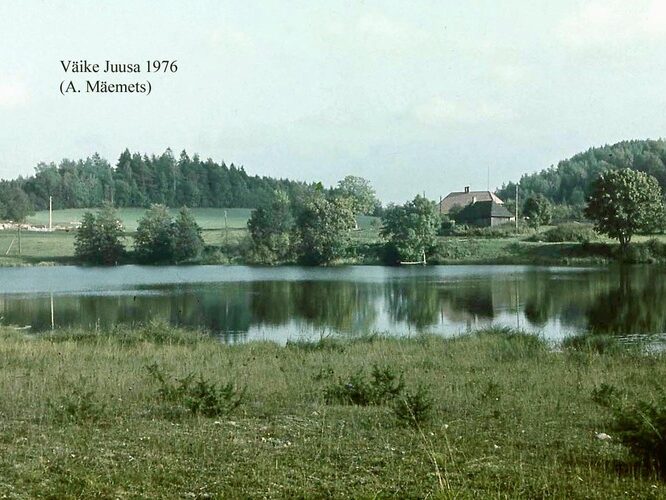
[0,324,664,498]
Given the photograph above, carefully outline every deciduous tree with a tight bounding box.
[523,195,552,229]
[294,193,356,265]
[381,195,439,264]
[585,169,665,249]
[134,204,176,263]
[247,190,294,264]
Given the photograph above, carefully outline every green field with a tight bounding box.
[27,208,254,232]
[0,324,663,497]
[0,208,383,266]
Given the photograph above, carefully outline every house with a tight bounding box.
[439,186,514,227]
[454,200,514,227]
[439,186,505,215]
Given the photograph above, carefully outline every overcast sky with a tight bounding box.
[1,0,665,202]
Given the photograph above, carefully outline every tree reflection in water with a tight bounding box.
[0,266,664,340]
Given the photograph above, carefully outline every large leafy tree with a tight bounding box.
[381,195,439,264]
[294,192,356,265]
[134,204,176,263]
[74,205,125,265]
[247,190,294,264]
[585,169,665,249]
[523,195,552,229]
[173,207,204,262]
[0,184,34,221]
[333,175,380,216]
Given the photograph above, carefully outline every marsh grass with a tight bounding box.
[0,325,665,497]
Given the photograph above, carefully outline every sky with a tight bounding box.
[1,0,666,202]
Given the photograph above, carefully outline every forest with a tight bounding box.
[4,139,666,223]
[0,148,308,219]
[497,139,666,218]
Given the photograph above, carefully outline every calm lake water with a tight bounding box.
[0,265,664,343]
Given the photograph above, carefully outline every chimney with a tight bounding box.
[464,186,470,193]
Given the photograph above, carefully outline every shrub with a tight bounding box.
[286,337,345,352]
[562,334,621,354]
[533,223,597,243]
[646,238,666,259]
[50,386,107,423]
[481,328,547,361]
[393,384,434,427]
[442,220,531,238]
[593,386,666,474]
[622,239,666,264]
[147,363,245,417]
[433,238,481,261]
[323,364,405,406]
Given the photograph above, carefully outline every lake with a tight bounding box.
[0,265,664,343]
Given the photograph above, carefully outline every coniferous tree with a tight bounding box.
[95,204,125,265]
[173,207,204,262]
[74,212,98,263]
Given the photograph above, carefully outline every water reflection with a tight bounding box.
[0,265,664,342]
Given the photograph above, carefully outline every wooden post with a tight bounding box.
[50,293,55,330]
[17,226,21,255]
[224,210,228,244]
[5,237,15,255]
[515,185,518,232]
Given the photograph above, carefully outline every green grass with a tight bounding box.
[27,208,253,232]
[0,324,664,497]
[3,208,383,266]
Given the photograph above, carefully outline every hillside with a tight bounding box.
[0,149,310,217]
[497,139,666,210]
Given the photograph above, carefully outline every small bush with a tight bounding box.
[480,328,547,361]
[593,385,666,474]
[621,240,666,264]
[532,223,597,243]
[286,337,345,352]
[433,239,481,261]
[394,384,434,427]
[324,364,405,406]
[441,221,530,238]
[147,363,245,417]
[50,386,107,423]
[562,334,621,354]
[646,238,666,259]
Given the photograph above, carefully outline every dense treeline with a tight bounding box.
[497,139,666,218]
[1,149,308,216]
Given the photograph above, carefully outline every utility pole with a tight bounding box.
[17,226,21,255]
[224,210,228,244]
[49,196,53,232]
[515,184,518,232]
